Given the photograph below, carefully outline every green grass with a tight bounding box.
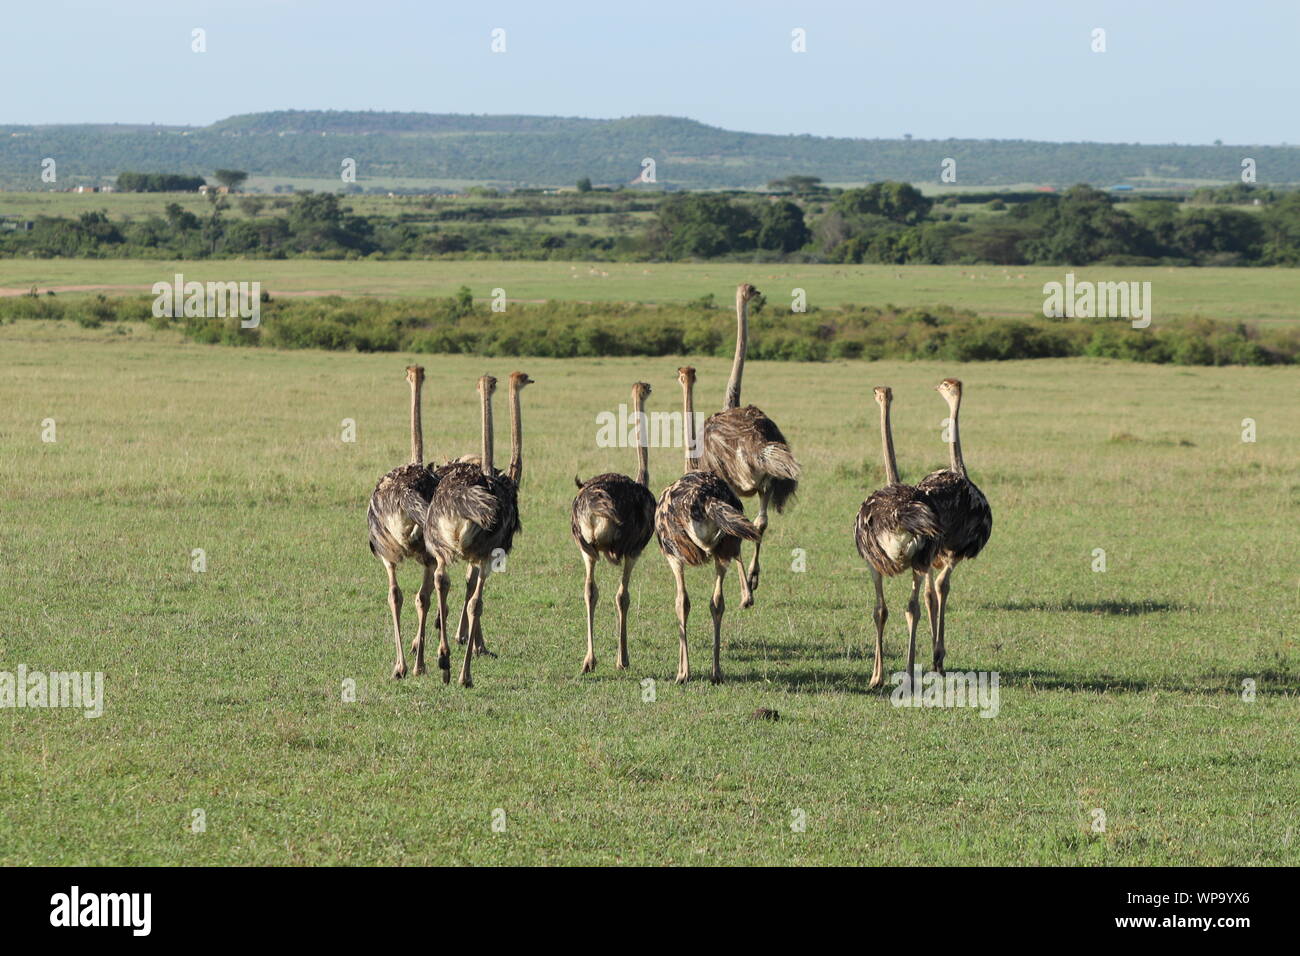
[6,259,1300,326]
[1,320,1297,864]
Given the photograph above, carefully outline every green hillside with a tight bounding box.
[4,110,1299,190]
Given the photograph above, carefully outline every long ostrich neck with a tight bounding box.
[480,387,494,477]
[632,389,649,487]
[507,381,523,485]
[409,377,423,465]
[724,295,747,409]
[681,379,696,473]
[947,395,966,476]
[879,399,899,485]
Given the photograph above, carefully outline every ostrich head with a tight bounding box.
[405,365,425,387]
[872,386,892,406]
[677,366,696,387]
[509,371,535,390]
[632,381,652,401]
[936,378,962,405]
[736,283,761,303]
[478,374,498,396]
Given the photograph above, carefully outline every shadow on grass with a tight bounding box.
[715,666,884,696]
[729,641,872,664]
[986,599,1186,615]
[970,668,1294,695]
[722,666,1285,697]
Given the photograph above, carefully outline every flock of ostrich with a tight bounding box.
[367,283,992,689]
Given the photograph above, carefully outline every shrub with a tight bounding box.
[2,293,1294,367]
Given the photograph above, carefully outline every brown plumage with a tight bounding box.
[854,386,941,689]
[572,472,656,563]
[700,282,801,600]
[702,406,800,510]
[367,463,439,568]
[422,375,523,687]
[854,487,939,577]
[915,378,993,674]
[916,471,991,567]
[366,366,441,679]
[572,382,657,672]
[655,367,760,685]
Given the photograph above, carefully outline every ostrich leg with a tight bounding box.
[924,573,940,671]
[614,557,636,669]
[868,569,888,689]
[385,561,406,679]
[669,557,691,684]
[931,564,955,675]
[743,489,771,598]
[580,552,599,673]
[458,561,491,688]
[455,566,474,644]
[736,547,755,612]
[709,558,727,684]
[455,566,494,657]
[410,564,434,676]
[433,562,452,684]
[904,569,926,688]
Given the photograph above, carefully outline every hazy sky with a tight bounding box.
[10,0,1297,144]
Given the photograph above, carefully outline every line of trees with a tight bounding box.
[650,183,1300,267]
[7,181,1300,267]
[115,172,206,192]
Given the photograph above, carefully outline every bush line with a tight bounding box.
[3,291,1296,365]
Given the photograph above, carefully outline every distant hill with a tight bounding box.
[3,110,1298,190]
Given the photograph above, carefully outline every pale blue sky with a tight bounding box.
[10,0,1297,144]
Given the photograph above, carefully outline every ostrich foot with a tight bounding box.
[458,670,473,688]
[710,670,724,685]
[614,653,629,670]
[581,654,596,674]
[411,661,427,677]
[392,663,406,680]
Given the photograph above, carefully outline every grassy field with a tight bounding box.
[1,319,1297,865]
[0,189,649,220]
[5,259,1300,326]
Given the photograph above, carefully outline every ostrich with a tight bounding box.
[854,387,942,689]
[916,378,993,674]
[449,371,534,657]
[422,375,521,688]
[572,381,657,673]
[700,283,800,603]
[366,365,440,679]
[655,367,760,684]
